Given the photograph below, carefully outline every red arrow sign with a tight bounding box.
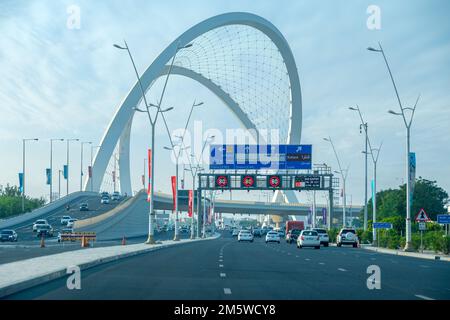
[415,208,431,222]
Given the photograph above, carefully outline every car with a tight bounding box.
[32,219,48,232]
[286,229,302,244]
[36,224,54,238]
[79,203,89,211]
[297,230,320,249]
[57,228,74,243]
[277,230,286,238]
[238,230,254,242]
[101,196,110,204]
[100,191,109,198]
[66,218,78,228]
[265,231,280,244]
[252,228,262,237]
[313,228,330,247]
[336,228,359,247]
[111,192,121,201]
[60,215,72,225]
[231,229,239,237]
[0,230,18,242]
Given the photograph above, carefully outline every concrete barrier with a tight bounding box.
[73,190,144,230]
[0,191,97,229]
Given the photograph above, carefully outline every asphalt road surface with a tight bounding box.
[6,232,450,300]
[1,195,124,244]
[0,230,192,265]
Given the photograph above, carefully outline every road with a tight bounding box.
[1,195,125,244]
[6,232,450,300]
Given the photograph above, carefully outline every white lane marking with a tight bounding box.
[224,288,232,295]
[419,265,429,268]
[318,262,325,265]
[305,258,311,261]
[219,259,223,262]
[219,264,224,268]
[338,268,347,272]
[287,252,292,255]
[220,273,226,278]
[370,258,376,261]
[415,294,434,300]
[295,255,299,258]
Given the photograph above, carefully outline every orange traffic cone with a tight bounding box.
[122,236,126,245]
[40,235,45,248]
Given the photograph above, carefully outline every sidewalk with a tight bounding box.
[361,244,450,262]
[0,233,221,298]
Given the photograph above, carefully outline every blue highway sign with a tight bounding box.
[373,222,393,229]
[209,144,312,170]
[437,215,450,224]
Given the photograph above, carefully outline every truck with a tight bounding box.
[285,220,304,235]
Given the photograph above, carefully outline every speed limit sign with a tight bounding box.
[267,175,281,188]
[215,175,229,188]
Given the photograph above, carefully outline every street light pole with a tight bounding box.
[80,141,92,191]
[22,138,38,212]
[114,40,190,244]
[368,42,420,251]
[50,138,64,202]
[66,138,79,196]
[324,137,349,227]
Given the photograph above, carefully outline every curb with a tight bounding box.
[361,245,450,262]
[0,233,221,299]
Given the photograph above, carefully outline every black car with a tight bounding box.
[286,229,302,244]
[253,229,262,237]
[36,225,54,238]
[0,230,18,242]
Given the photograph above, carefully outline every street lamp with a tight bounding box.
[50,138,64,202]
[363,144,382,244]
[164,144,190,241]
[66,138,79,196]
[368,42,420,251]
[80,141,92,191]
[114,39,191,245]
[324,137,349,227]
[22,138,38,212]
[349,106,369,231]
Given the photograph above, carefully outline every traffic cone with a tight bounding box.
[122,236,126,246]
[40,235,45,248]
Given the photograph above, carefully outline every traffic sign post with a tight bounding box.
[415,209,431,253]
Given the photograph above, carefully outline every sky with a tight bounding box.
[0,0,449,207]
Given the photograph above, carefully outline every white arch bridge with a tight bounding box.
[84,12,312,211]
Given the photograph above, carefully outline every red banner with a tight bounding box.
[171,176,177,211]
[188,190,193,217]
[112,171,116,183]
[147,149,152,202]
[88,166,92,178]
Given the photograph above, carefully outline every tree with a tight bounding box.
[360,178,448,221]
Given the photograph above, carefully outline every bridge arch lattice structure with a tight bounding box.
[84,12,303,204]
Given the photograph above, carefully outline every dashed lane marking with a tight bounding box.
[220,273,226,278]
[338,268,347,272]
[219,264,224,268]
[224,288,232,295]
[415,294,434,300]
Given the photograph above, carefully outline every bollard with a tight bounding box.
[122,236,126,246]
[40,235,45,248]
[81,235,86,248]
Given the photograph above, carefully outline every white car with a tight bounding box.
[297,230,320,249]
[231,229,239,237]
[33,219,48,232]
[66,218,78,228]
[101,197,110,204]
[111,192,121,201]
[265,231,280,244]
[60,216,71,225]
[313,228,330,247]
[238,230,254,242]
[336,228,359,247]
